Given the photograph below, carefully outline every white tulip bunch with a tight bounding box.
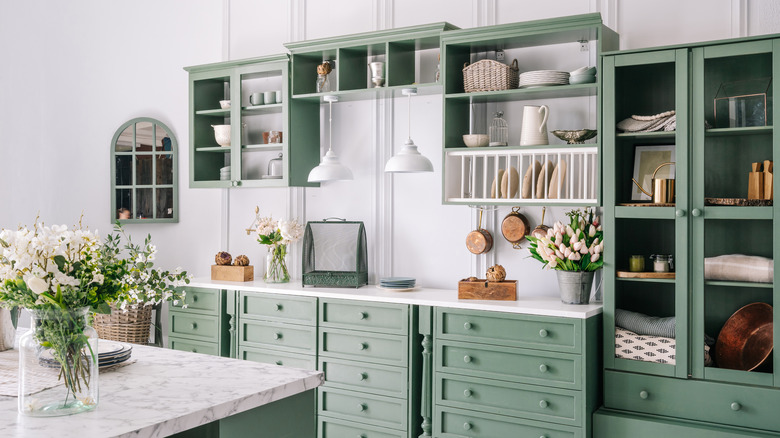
[527,208,604,272]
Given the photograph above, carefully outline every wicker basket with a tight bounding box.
[93,304,153,345]
[463,59,519,92]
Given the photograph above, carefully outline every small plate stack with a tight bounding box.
[98,341,133,368]
[220,166,231,181]
[518,70,570,88]
[378,277,416,292]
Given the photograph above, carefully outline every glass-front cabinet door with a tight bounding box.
[690,40,778,386]
[603,48,690,379]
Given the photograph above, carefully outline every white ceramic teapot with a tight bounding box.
[520,105,549,146]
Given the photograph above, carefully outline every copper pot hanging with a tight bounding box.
[501,207,530,249]
[531,206,551,239]
[466,208,493,254]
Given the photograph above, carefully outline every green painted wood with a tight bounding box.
[286,22,456,54]
[171,287,220,315]
[225,289,237,359]
[169,337,219,356]
[581,315,602,438]
[704,280,774,289]
[387,41,415,87]
[406,306,422,438]
[240,346,316,370]
[169,312,220,342]
[436,339,581,390]
[603,30,780,57]
[614,206,676,219]
[219,390,316,438]
[319,299,409,335]
[773,39,780,388]
[435,307,580,354]
[436,372,581,426]
[704,366,773,387]
[602,55,618,372]
[319,327,409,367]
[168,288,232,358]
[320,357,408,399]
[240,319,316,354]
[706,126,774,137]
[319,416,405,438]
[319,387,409,432]
[435,406,580,438]
[418,306,433,438]
[703,206,774,220]
[594,408,780,438]
[239,291,317,326]
[444,83,598,102]
[703,40,774,59]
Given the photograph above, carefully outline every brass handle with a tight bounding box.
[731,402,741,411]
[463,389,473,397]
[273,332,282,340]
[692,208,702,217]
[675,209,685,217]
[359,342,368,350]
[539,400,549,408]
[358,372,368,381]
[464,355,473,363]
[539,364,548,373]
[639,390,649,399]
[463,422,472,430]
[539,329,548,338]
[275,303,282,311]
[359,311,368,320]
[190,322,197,330]
[463,322,473,330]
[358,403,367,412]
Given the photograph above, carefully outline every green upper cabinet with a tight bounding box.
[185,54,320,188]
[440,13,618,206]
[284,22,457,101]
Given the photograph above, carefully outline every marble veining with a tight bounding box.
[0,343,323,437]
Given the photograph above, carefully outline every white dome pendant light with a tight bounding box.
[384,88,434,173]
[308,95,354,182]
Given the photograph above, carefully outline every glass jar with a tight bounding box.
[316,74,331,93]
[629,255,645,272]
[650,254,674,272]
[265,243,290,283]
[19,307,98,416]
[267,153,283,178]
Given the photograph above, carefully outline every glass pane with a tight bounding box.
[136,188,153,219]
[115,125,133,152]
[135,122,153,152]
[310,223,359,272]
[115,155,132,186]
[156,124,173,151]
[115,189,132,220]
[156,188,174,218]
[136,156,152,185]
[156,154,173,185]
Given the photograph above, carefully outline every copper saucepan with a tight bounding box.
[466,208,493,254]
[501,207,530,249]
[531,206,551,239]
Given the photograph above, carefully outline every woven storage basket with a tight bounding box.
[93,304,152,345]
[463,59,519,92]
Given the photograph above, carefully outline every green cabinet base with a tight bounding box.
[594,408,780,438]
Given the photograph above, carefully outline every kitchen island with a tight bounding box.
[0,343,323,437]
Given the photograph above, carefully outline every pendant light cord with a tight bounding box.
[407,92,412,141]
[328,99,333,153]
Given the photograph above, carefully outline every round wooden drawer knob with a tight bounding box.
[463,389,473,397]
[463,322,473,330]
[539,364,548,373]
[539,329,548,338]
[540,435,548,438]
[692,208,702,217]
[190,322,198,330]
[463,422,472,430]
[463,355,473,363]
[190,348,197,353]
[273,332,282,340]
[539,400,548,409]
[358,372,368,381]
[639,391,649,399]
[359,311,368,320]
[359,342,368,350]
[358,403,367,412]
[675,209,685,217]
[731,402,741,411]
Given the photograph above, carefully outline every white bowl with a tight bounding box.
[219,100,231,109]
[570,66,596,76]
[212,125,231,147]
[463,134,489,148]
[569,74,597,85]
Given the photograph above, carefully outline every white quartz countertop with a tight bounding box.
[0,343,323,438]
[188,277,603,319]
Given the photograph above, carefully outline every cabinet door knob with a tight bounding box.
[359,311,368,320]
[463,389,473,397]
[539,400,549,409]
[273,332,282,340]
[190,322,198,330]
[275,303,282,311]
[539,364,548,373]
[731,402,742,411]
[235,180,242,187]
[192,295,198,303]
[463,322,473,330]
[639,390,649,399]
[275,360,283,366]
[675,209,685,217]
[463,422,472,430]
[358,403,367,412]
[540,435,548,438]
[358,435,367,438]
[463,355,473,363]
[691,208,702,217]
[358,372,368,381]
[359,342,368,350]
[190,348,197,353]
[539,329,548,338]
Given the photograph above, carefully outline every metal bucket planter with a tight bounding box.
[556,270,595,304]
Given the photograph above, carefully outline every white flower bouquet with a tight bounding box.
[255,215,304,283]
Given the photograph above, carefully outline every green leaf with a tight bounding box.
[53,255,67,271]
[95,302,112,314]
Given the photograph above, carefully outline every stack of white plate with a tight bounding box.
[378,277,416,291]
[219,166,231,181]
[98,341,133,368]
[518,70,570,88]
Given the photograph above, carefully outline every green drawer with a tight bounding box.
[605,370,780,432]
[320,327,408,367]
[594,408,780,438]
[169,337,219,356]
[436,307,580,353]
[320,357,408,399]
[320,299,408,335]
[240,291,317,325]
[319,416,405,438]
[437,339,580,390]
[170,287,220,315]
[436,372,580,426]
[319,387,408,432]
[169,312,219,342]
[240,320,316,354]
[240,346,316,370]
[435,406,580,438]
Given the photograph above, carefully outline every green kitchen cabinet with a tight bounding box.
[184,54,320,188]
[440,13,618,206]
[168,287,235,358]
[598,35,780,435]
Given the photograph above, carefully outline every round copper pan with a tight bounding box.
[715,302,773,371]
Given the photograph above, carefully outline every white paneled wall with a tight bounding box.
[1,0,779,298]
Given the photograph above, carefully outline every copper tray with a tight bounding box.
[705,197,773,206]
[715,302,773,371]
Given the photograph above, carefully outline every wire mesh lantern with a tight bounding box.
[489,111,508,146]
[302,218,368,288]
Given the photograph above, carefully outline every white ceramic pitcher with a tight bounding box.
[520,105,549,145]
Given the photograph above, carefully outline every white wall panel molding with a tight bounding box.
[473,0,497,27]
[732,0,747,37]
[599,0,618,33]
[288,0,307,42]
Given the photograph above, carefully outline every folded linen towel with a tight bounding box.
[615,327,675,365]
[704,254,773,283]
[615,308,675,338]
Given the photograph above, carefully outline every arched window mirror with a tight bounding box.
[111,117,178,223]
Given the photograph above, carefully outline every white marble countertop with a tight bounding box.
[188,277,603,319]
[0,343,323,438]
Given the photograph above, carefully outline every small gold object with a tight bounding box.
[486,264,506,282]
[215,251,232,266]
[233,255,250,266]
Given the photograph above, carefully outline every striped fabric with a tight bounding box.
[615,308,675,338]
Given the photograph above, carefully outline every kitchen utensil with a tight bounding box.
[520,105,549,146]
[462,134,489,147]
[264,91,276,104]
[501,207,530,249]
[531,206,550,238]
[466,208,493,254]
[212,125,231,147]
[551,129,597,144]
[716,302,773,371]
[249,93,264,106]
[632,161,675,203]
[219,100,231,109]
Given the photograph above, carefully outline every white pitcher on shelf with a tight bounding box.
[520,105,549,146]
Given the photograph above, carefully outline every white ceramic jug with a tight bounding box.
[520,105,549,146]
